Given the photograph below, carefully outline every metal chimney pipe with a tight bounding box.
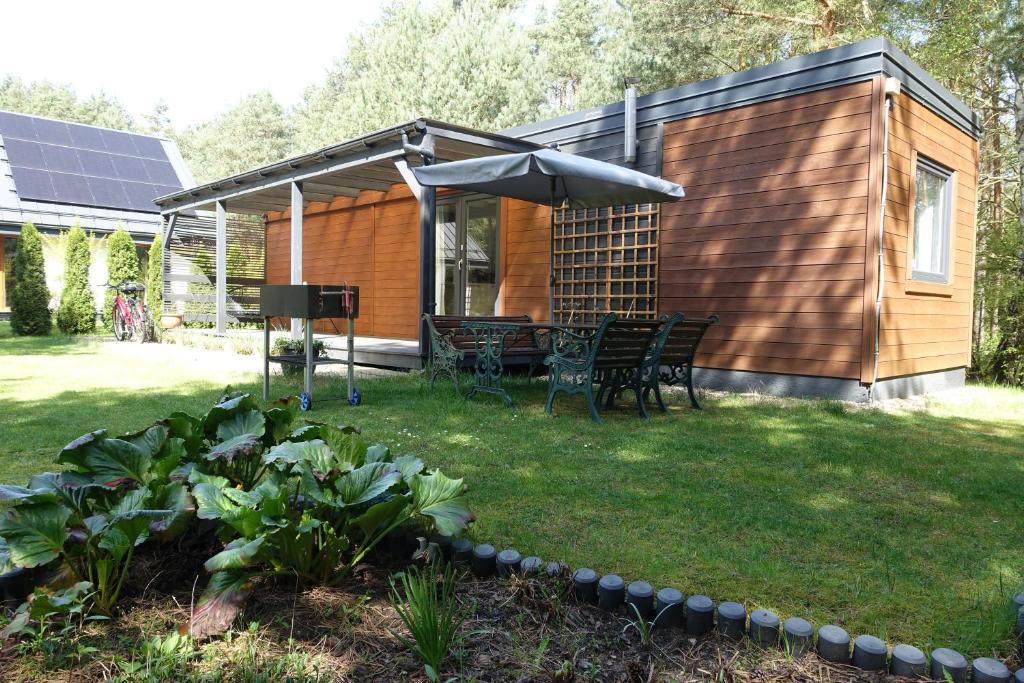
[624,77,640,165]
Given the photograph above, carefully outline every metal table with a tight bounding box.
[460,320,598,408]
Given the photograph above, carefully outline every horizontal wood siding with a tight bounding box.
[660,81,874,380]
[500,199,551,321]
[876,91,978,379]
[264,186,420,340]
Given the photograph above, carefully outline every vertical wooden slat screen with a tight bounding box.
[163,213,266,324]
[552,203,659,324]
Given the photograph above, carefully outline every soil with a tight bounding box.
[6,541,1008,682]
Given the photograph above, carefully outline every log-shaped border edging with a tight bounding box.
[442,539,1024,682]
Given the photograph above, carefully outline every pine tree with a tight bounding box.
[56,224,96,334]
[146,233,163,317]
[102,228,140,329]
[9,222,52,336]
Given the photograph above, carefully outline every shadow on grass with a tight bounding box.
[1,362,1022,656]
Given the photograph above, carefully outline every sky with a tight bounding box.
[0,0,394,127]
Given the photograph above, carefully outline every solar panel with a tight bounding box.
[0,110,185,213]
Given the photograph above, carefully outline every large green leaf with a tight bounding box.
[202,394,260,438]
[0,484,60,504]
[164,411,204,457]
[56,429,107,469]
[107,488,170,548]
[152,438,186,482]
[0,538,13,574]
[192,483,262,537]
[410,471,473,536]
[122,424,169,458]
[193,483,238,521]
[0,503,71,568]
[97,526,132,560]
[204,536,265,572]
[316,424,369,469]
[205,434,264,466]
[350,495,410,539]
[393,455,425,485]
[182,570,256,640]
[263,439,342,479]
[365,444,390,464]
[264,396,300,444]
[335,462,401,506]
[148,483,195,539]
[83,439,152,487]
[216,409,265,442]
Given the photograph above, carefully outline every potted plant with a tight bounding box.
[272,337,327,379]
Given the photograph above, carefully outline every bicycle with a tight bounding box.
[107,282,151,343]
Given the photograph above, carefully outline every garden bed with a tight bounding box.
[5,539,972,683]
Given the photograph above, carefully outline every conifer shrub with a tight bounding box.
[9,222,52,336]
[56,224,96,334]
[102,228,140,329]
[146,233,163,317]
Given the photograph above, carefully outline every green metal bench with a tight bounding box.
[544,313,662,423]
[645,313,718,411]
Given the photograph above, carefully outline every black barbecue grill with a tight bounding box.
[260,284,360,409]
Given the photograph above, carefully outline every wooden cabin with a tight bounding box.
[157,37,980,401]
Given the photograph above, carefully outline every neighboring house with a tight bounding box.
[156,37,980,401]
[0,111,194,316]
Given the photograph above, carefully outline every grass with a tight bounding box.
[2,320,1023,657]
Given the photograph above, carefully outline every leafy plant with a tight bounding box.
[272,337,327,378]
[56,223,96,335]
[10,222,52,336]
[621,603,656,648]
[1,581,105,667]
[0,425,192,615]
[185,420,473,638]
[389,563,464,682]
[167,391,301,489]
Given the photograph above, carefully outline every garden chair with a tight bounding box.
[544,313,661,423]
[422,313,464,390]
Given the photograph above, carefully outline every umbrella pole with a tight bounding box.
[548,176,556,323]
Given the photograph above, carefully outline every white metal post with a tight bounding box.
[290,181,303,339]
[215,201,227,333]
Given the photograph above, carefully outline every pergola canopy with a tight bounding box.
[154,119,545,215]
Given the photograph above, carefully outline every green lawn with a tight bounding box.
[2,321,1023,657]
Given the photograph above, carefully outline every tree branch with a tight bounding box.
[721,6,820,27]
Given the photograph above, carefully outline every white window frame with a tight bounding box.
[910,155,954,284]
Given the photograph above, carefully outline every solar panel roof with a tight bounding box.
[0,111,185,214]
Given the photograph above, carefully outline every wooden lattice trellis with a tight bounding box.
[552,203,659,325]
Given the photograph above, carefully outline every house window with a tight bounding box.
[911,157,953,283]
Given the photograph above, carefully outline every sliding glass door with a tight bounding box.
[435,196,499,316]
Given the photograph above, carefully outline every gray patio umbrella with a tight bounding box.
[412,148,686,318]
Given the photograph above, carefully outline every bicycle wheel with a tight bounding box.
[112,305,129,341]
[132,302,149,343]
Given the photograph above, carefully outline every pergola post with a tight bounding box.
[161,212,177,318]
[290,181,303,339]
[417,155,436,357]
[215,200,227,333]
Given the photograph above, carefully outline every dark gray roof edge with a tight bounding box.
[877,38,980,136]
[504,36,980,143]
